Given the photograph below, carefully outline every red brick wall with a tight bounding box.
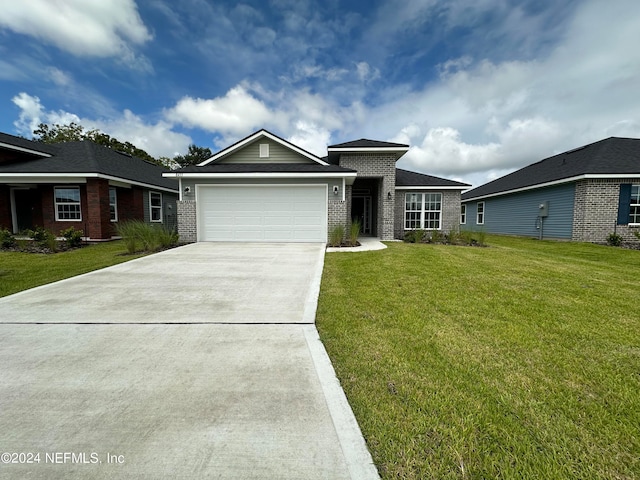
[116,186,145,222]
[85,179,112,239]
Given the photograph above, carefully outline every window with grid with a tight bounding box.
[404,193,442,230]
[55,187,81,221]
[630,185,640,225]
[477,201,485,225]
[460,204,466,224]
[405,193,423,229]
[150,192,162,222]
[109,188,118,222]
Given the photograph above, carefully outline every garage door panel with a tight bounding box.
[198,186,327,242]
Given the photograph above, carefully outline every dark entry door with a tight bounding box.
[352,196,372,235]
[13,189,35,232]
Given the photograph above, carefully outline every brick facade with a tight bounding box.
[339,154,397,240]
[177,200,197,243]
[572,178,640,243]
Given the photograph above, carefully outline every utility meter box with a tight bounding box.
[539,201,549,217]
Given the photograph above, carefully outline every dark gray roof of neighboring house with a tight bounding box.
[328,139,409,148]
[462,137,640,201]
[173,163,356,174]
[0,132,59,157]
[396,168,471,188]
[0,139,177,191]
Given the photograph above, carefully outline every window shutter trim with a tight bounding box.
[617,184,632,225]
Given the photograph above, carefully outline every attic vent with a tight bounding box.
[259,143,269,158]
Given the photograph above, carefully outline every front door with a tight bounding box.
[12,189,36,233]
[352,196,372,235]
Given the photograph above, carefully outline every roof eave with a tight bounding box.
[461,173,640,202]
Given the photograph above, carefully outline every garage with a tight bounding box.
[197,185,327,242]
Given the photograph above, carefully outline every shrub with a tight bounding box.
[429,229,444,243]
[0,228,16,249]
[348,220,361,247]
[329,224,345,247]
[60,227,83,248]
[447,228,460,245]
[404,229,426,243]
[26,226,57,252]
[607,232,623,247]
[460,229,474,245]
[116,220,178,254]
[475,229,487,247]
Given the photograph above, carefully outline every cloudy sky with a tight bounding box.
[1,0,639,187]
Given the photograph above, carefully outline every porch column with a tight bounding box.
[86,178,112,239]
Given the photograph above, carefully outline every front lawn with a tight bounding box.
[0,241,145,298]
[317,236,640,479]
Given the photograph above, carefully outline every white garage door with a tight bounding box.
[197,185,327,242]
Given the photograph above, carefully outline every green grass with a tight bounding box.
[0,240,145,298]
[317,235,640,479]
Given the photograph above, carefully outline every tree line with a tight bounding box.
[33,122,212,168]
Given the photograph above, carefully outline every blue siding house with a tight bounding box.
[461,137,640,243]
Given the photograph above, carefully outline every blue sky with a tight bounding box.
[1,0,639,187]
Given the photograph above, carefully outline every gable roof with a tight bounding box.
[0,138,177,192]
[395,168,471,189]
[462,137,640,201]
[0,132,57,160]
[329,139,409,149]
[199,129,328,166]
[326,138,409,165]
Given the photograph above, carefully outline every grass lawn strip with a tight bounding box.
[0,241,145,298]
[317,236,640,479]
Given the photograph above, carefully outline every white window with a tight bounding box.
[150,192,162,222]
[259,143,269,158]
[630,185,640,225]
[54,187,81,221]
[477,201,485,225]
[404,193,442,230]
[109,188,118,222]
[460,204,466,224]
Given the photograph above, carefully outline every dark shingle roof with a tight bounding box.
[0,139,177,191]
[0,132,59,157]
[328,139,409,148]
[174,163,356,174]
[395,168,470,188]
[462,137,640,200]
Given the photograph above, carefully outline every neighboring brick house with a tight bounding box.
[461,137,640,243]
[163,129,470,243]
[0,132,178,240]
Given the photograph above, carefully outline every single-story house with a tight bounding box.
[0,132,178,240]
[163,129,470,243]
[461,137,640,243]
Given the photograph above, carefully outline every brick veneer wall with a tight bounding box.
[339,154,396,240]
[572,178,640,243]
[394,189,462,239]
[177,200,197,243]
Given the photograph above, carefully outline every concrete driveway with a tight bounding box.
[0,243,379,479]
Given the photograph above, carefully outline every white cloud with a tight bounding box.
[11,93,190,159]
[286,121,332,157]
[355,62,380,82]
[165,86,275,137]
[0,0,151,63]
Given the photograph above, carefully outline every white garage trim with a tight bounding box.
[196,184,328,243]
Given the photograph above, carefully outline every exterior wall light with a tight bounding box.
[387,191,392,200]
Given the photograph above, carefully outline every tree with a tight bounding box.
[33,122,161,166]
[172,144,213,168]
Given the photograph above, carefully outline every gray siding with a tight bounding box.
[143,190,178,228]
[217,140,316,164]
[463,183,576,239]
